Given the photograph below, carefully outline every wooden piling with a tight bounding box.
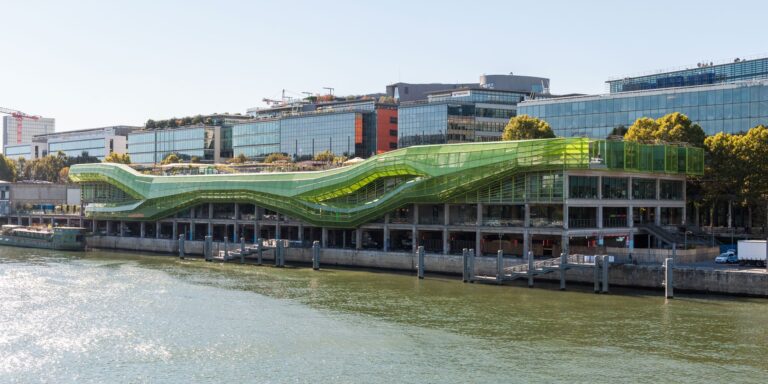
[417,246,425,279]
[312,241,320,270]
[496,249,503,284]
[178,234,185,260]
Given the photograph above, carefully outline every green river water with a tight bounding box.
[0,247,766,383]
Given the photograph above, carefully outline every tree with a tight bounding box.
[67,151,99,166]
[167,118,178,128]
[145,119,156,129]
[59,166,70,183]
[230,153,248,164]
[0,154,17,181]
[625,113,705,147]
[161,153,180,165]
[156,120,168,128]
[502,115,555,140]
[263,153,291,163]
[181,116,193,126]
[608,125,628,138]
[190,156,200,163]
[104,152,132,164]
[191,115,203,125]
[313,150,335,162]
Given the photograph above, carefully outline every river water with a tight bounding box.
[0,247,766,383]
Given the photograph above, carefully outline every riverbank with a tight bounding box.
[86,235,768,297]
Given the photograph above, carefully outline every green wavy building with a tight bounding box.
[69,138,703,255]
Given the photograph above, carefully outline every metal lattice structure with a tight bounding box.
[69,138,704,227]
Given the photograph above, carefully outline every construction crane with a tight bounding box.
[0,107,41,145]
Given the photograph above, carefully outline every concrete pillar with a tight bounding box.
[559,252,567,290]
[207,222,213,236]
[563,205,569,229]
[383,224,390,252]
[602,255,610,293]
[355,228,362,250]
[178,235,185,259]
[240,237,245,264]
[443,227,449,255]
[477,203,483,226]
[140,222,146,238]
[298,224,304,243]
[444,203,450,226]
[92,220,97,233]
[172,221,177,240]
[627,176,633,201]
[156,222,161,239]
[234,203,239,220]
[597,206,604,229]
[468,248,475,281]
[628,206,634,228]
[119,221,125,237]
[655,206,662,226]
[190,223,195,241]
[312,240,320,270]
[417,246,425,279]
[522,229,530,259]
[524,203,530,228]
[496,249,504,284]
[233,222,239,243]
[527,251,534,288]
[475,230,482,256]
[66,218,71,227]
[275,216,281,240]
[664,257,674,299]
[204,235,213,261]
[321,227,328,248]
[412,204,419,252]
[598,175,603,199]
[462,248,469,283]
[106,221,112,236]
[593,255,601,293]
[257,238,263,265]
[208,203,214,219]
[682,181,687,225]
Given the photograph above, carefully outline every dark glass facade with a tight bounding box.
[398,89,524,148]
[518,80,768,138]
[128,126,215,164]
[608,57,768,93]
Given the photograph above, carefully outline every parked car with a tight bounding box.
[715,251,738,264]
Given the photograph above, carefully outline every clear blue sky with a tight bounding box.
[1,0,766,142]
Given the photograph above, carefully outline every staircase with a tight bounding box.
[637,223,714,247]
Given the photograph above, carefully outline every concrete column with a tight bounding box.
[383,224,390,252]
[598,175,603,199]
[234,203,239,220]
[140,222,146,238]
[496,249,504,284]
[355,228,362,250]
[594,255,601,293]
[275,213,281,239]
[321,227,328,248]
[475,230,482,256]
[106,221,112,236]
[563,205,569,229]
[628,206,634,228]
[92,220,97,233]
[664,257,674,299]
[627,176,633,200]
[682,181,687,225]
[522,229,530,259]
[298,224,304,243]
[312,241,320,270]
[559,252,567,290]
[524,203,530,228]
[444,203,450,226]
[66,218,71,227]
[208,203,214,219]
[602,256,609,293]
[172,221,178,240]
[477,203,483,226]
[119,221,125,237]
[254,221,260,243]
[190,206,195,219]
[527,250,534,288]
[207,222,213,236]
[443,227,449,255]
[156,222,161,239]
[561,232,569,256]
[597,206,604,229]
[190,222,195,240]
[417,246,425,279]
[412,204,419,252]
[232,222,238,243]
[655,206,662,226]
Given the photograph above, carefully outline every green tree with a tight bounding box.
[156,120,168,128]
[608,125,628,138]
[167,118,178,128]
[230,153,248,164]
[502,115,555,140]
[625,113,705,147]
[145,119,156,129]
[263,153,291,163]
[161,153,180,165]
[0,154,17,181]
[190,156,200,163]
[181,116,193,126]
[313,150,335,162]
[191,115,203,125]
[104,152,132,164]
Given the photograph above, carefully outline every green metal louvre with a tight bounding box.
[69,138,704,227]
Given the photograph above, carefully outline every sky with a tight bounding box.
[1,0,767,144]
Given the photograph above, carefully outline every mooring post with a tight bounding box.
[240,237,245,264]
[527,251,534,288]
[178,234,185,260]
[664,257,674,299]
[257,238,263,265]
[312,240,320,270]
[468,248,476,282]
[275,240,284,267]
[602,255,610,293]
[559,252,567,290]
[417,246,425,279]
[204,235,213,262]
[496,249,504,284]
[462,248,469,283]
[594,255,601,293]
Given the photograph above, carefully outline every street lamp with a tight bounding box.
[684,230,692,250]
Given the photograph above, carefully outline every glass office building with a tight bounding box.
[608,57,768,93]
[398,88,524,148]
[3,116,55,156]
[128,126,218,164]
[37,126,138,160]
[518,80,768,138]
[3,144,33,160]
[234,101,398,160]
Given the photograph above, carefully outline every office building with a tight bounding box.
[607,56,768,93]
[235,99,397,160]
[3,116,55,156]
[518,57,768,138]
[397,88,527,148]
[34,126,139,160]
[387,73,550,102]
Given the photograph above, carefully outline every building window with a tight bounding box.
[389,142,397,149]
[602,177,628,199]
[404,87,409,95]
[568,176,598,199]
[603,207,628,227]
[389,129,397,137]
[660,180,683,200]
[389,117,398,124]
[632,178,656,200]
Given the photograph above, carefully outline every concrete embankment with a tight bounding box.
[87,236,768,297]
